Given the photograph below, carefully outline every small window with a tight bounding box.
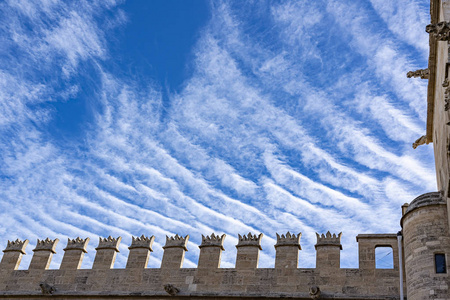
[375,246,394,269]
[435,254,447,274]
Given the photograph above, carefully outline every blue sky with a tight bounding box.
[0,0,435,269]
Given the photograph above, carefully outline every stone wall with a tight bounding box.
[0,232,401,299]
[401,192,450,300]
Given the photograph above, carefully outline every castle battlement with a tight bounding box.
[0,231,402,299]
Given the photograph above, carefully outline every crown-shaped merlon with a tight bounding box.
[96,236,122,252]
[3,239,29,254]
[236,232,263,250]
[274,232,301,249]
[199,233,226,250]
[163,234,189,251]
[33,238,59,253]
[64,237,90,253]
[315,231,342,250]
[129,235,155,251]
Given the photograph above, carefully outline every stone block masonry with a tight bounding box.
[0,232,402,299]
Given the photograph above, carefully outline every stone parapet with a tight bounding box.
[0,231,402,299]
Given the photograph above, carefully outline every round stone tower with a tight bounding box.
[401,192,450,300]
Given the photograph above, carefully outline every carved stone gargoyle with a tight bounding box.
[412,135,428,149]
[40,283,56,295]
[309,286,321,299]
[164,284,180,296]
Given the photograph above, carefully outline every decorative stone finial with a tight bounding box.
[163,234,189,251]
[236,233,263,250]
[129,235,155,251]
[64,237,90,253]
[33,238,59,253]
[274,232,301,249]
[96,236,122,252]
[406,69,429,79]
[426,22,450,41]
[199,233,226,250]
[3,239,29,254]
[315,231,343,250]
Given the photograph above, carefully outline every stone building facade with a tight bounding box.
[2,0,450,299]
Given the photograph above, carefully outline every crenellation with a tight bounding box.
[0,231,405,298]
[235,233,263,269]
[161,234,189,269]
[274,232,301,269]
[126,235,155,269]
[315,232,342,271]
[93,236,122,269]
[60,237,90,270]
[198,233,226,269]
[0,239,29,270]
[29,238,59,270]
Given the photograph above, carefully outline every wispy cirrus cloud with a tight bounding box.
[0,0,434,270]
